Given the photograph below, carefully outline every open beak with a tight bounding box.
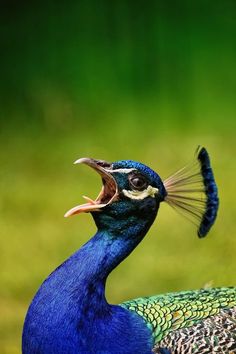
[64,158,118,217]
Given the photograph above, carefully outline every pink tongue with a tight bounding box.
[64,202,106,217]
[82,195,96,204]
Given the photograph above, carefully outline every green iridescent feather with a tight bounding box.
[121,287,236,345]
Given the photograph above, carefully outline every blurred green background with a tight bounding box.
[1,1,236,353]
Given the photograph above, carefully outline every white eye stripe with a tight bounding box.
[105,168,136,174]
[122,186,159,200]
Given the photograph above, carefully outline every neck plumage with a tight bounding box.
[23,212,157,353]
[53,212,157,311]
[68,213,155,291]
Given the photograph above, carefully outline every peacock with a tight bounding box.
[22,147,236,354]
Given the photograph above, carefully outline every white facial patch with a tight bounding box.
[105,168,135,174]
[122,185,159,200]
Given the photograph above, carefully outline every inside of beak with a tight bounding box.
[64,159,118,217]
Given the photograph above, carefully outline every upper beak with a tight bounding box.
[64,158,118,217]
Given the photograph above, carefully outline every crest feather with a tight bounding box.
[164,147,219,237]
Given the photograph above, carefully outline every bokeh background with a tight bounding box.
[1,1,236,353]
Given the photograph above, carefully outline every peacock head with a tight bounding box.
[64,148,219,238]
[64,158,167,228]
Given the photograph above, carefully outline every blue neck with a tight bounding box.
[23,212,157,353]
[66,211,156,300]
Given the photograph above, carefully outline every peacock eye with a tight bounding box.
[129,175,148,191]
